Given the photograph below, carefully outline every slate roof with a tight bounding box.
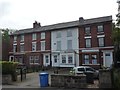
[11,15,112,35]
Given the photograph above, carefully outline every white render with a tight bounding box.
[51,27,79,67]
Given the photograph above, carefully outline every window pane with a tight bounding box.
[67,30,72,37]
[19,57,23,64]
[41,41,45,51]
[45,55,49,63]
[84,55,90,64]
[98,37,104,47]
[56,31,61,38]
[20,35,24,41]
[78,68,85,72]
[57,41,61,50]
[54,55,57,63]
[68,55,73,64]
[41,32,45,39]
[62,55,66,63]
[14,36,17,42]
[85,39,91,47]
[85,27,90,34]
[32,33,36,40]
[32,42,36,51]
[20,44,24,52]
[67,40,72,50]
[97,25,103,32]
[34,56,39,64]
[86,68,95,72]
[92,55,97,64]
[29,56,34,64]
[13,45,17,52]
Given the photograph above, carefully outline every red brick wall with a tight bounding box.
[91,25,97,47]
[79,27,85,48]
[24,33,32,51]
[79,21,113,48]
[9,35,13,52]
[104,22,113,46]
[45,31,51,50]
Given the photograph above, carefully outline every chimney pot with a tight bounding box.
[33,21,41,28]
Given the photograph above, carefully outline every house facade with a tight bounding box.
[51,27,79,67]
[79,16,113,69]
[9,16,113,69]
[9,22,51,68]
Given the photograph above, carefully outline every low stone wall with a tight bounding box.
[51,74,87,88]
[99,69,112,88]
[2,74,12,85]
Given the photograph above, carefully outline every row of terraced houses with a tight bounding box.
[9,15,113,69]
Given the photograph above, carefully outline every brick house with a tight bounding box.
[9,21,51,68]
[79,16,113,69]
[9,16,113,69]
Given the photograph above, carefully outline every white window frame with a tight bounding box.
[9,56,14,62]
[56,31,61,38]
[14,36,17,42]
[54,55,58,63]
[85,27,91,34]
[45,55,49,63]
[97,25,103,32]
[13,44,17,52]
[29,56,39,64]
[34,56,39,64]
[92,55,97,64]
[84,55,90,64]
[32,42,36,51]
[29,56,34,64]
[85,38,91,48]
[61,55,66,63]
[68,55,73,64]
[20,35,24,42]
[41,41,45,51]
[98,37,104,47]
[41,32,45,39]
[67,30,72,37]
[20,43,24,52]
[18,57,23,64]
[32,33,36,40]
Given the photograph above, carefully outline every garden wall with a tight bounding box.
[51,74,87,88]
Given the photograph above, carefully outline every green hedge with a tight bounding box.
[0,61,18,75]
[112,68,120,89]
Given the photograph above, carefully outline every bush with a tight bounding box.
[0,61,18,75]
[113,68,120,89]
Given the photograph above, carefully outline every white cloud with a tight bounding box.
[0,0,118,29]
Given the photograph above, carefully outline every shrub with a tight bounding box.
[0,61,19,75]
[112,68,120,89]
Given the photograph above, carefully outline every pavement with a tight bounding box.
[2,69,99,89]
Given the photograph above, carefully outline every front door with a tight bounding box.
[43,54,50,66]
[103,51,113,67]
[52,55,59,67]
[9,55,14,61]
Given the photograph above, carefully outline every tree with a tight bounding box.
[2,29,10,42]
[1,29,10,60]
[112,17,120,68]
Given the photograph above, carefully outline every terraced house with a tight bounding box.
[9,15,113,69]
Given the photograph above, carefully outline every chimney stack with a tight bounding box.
[33,21,41,28]
[79,17,84,23]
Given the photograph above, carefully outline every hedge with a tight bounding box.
[0,61,19,75]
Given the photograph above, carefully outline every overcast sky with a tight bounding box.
[0,0,118,30]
